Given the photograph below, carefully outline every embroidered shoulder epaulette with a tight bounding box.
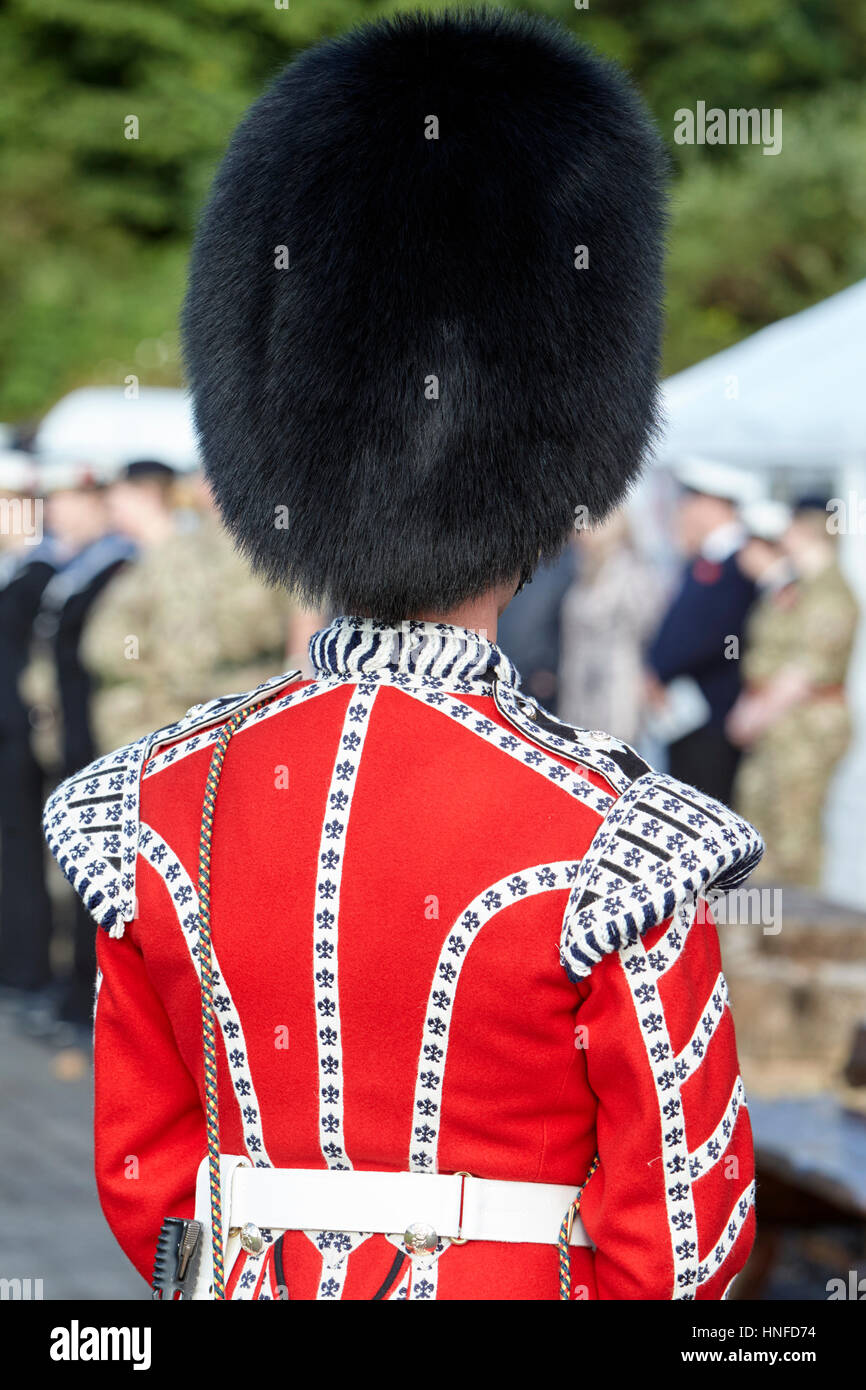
[558,771,764,980]
[42,668,301,937]
[492,682,765,980]
[492,681,652,792]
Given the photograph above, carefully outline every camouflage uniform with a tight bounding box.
[82,517,293,752]
[734,561,859,885]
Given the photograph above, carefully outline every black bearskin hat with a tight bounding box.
[183,8,667,621]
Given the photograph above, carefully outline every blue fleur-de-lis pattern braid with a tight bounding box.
[42,666,303,937]
[560,772,765,982]
[408,860,580,1174]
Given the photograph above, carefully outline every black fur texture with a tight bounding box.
[182,7,668,621]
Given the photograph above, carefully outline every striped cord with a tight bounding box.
[197,702,263,1300]
[558,1153,599,1301]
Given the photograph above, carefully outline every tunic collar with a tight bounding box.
[310,616,521,692]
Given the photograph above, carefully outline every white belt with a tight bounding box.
[230,1165,590,1247]
[193,1155,590,1292]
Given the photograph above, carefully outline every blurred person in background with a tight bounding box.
[558,510,661,745]
[105,456,177,547]
[728,497,859,886]
[22,462,136,1035]
[82,462,315,751]
[0,454,66,1005]
[27,462,137,778]
[82,457,189,746]
[645,459,759,802]
[733,500,795,598]
[496,550,574,713]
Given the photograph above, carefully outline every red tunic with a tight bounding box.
[44,617,761,1300]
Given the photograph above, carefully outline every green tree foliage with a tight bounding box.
[0,0,864,419]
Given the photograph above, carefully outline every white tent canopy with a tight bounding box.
[34,387,200,474]
[657,278,866,471]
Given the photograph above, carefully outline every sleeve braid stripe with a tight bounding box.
[697,1178,756,1286]
[673,972,729,1080]
[618,936,700,1298]
[687,1075,748,1179]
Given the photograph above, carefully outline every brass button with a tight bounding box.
[240,1222,264,1255]
[403,1222,438,1255]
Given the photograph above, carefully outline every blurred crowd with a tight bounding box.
[0,450,859,1051]
[501,456,860,892]
[0,454,322,1045]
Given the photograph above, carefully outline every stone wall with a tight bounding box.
[717,886,866,1104]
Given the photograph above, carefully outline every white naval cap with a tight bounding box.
[34,456,113,493]
[674,456,764,506]
[740,498,792,543]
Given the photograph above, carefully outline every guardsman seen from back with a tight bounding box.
[43,10,762,1301]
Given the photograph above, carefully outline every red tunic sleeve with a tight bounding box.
[93,922,205,1285]
[575,905,756,1300]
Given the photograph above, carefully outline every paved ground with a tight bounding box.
[0,1002,145,1301]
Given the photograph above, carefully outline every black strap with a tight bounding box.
[371,1248,408,1301]
[272,1233,290,1300]
[272,1233,406,1300]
